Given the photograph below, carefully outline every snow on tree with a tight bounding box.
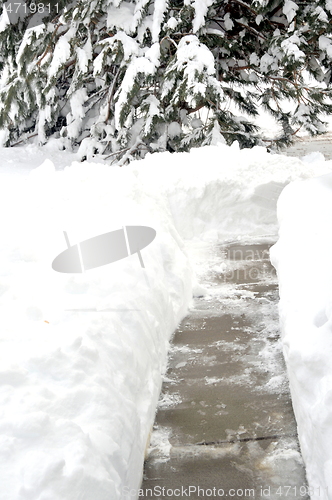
[0,0,332,163]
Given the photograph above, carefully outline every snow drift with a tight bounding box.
[0,141,331,500]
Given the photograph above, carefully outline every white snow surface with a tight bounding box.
[271,172,332,500]
[0,140,331,500]
[283,0,299,23]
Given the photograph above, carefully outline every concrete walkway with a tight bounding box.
[140,243,309,499]
[281,132,332,160]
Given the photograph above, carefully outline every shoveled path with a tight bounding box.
[140,242,309,500]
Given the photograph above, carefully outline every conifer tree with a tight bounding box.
[0,0,332,163]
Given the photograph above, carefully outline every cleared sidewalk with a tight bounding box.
[140,243,309,500]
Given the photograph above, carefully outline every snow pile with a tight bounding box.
[0,159,193,500]
[0,140,331,500]
[134,143,331,240]
[271,173,332,500]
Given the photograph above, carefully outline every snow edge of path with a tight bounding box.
[270,172,332,500]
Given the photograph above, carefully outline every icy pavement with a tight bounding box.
[140,242,309,500]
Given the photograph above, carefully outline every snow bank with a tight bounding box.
[0,160,193,500]
[0,141,331,500]
[271,173,332,500]
[132,143,331,241]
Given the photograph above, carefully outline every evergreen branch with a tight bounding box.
[261,125,303,145]
[37,24,69,66]
[231,64,252,71]
[267,3,284,19]
[235,21,266,40]
[160,36,178,50]
[271,85,282,112]
[205,20,227,34]
[307,21,332,45]
[1,0,332,157]
[229,0,258,17]
[186,103,206,114]
[231,0,289,28]
[116,139,145,166]
[10,133,38,147]
[267,75,310,90]
[104,138,152,165]
[64,58,77,69]
[104,65,123,123]
[104,146,131,160]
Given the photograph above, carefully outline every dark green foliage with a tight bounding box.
[0,0,332,162]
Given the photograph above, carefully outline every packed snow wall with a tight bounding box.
[0,159,194,499]
[271,173,332,500]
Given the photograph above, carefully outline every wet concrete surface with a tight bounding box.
[140,242,309,500]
